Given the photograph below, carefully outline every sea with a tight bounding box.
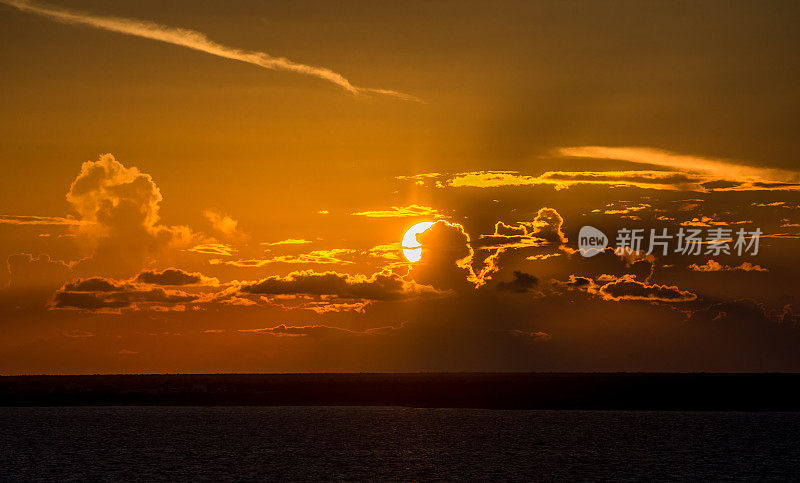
[2,407,799,481]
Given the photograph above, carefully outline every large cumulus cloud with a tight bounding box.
[407,220,484,290]
[67,154,196,277]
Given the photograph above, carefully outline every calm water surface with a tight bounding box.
[1,407,799,481]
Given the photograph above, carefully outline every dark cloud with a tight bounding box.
[687,299,793,327]
[52,276,198,311]
[135,268,217,286]
[550,275,596,293]
[615,250,656,282]
[239,269,442,302]
[408,220,482,290]
[567,276,593,288]
[497,271,538,293]
[528,207,568,245]
[62,277,125,292]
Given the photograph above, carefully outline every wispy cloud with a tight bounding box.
[2,0,420,101]
[401,147,800,192]
[261,238,313,246]
[558,146,800,185]
[202,210,239,237]
[187,243,236,256]
[352,204,440,218]
[0,215,85,225]
[239,324,398,337]
[406,169,800,192]
[211,249,355,267]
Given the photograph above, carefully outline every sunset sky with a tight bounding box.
[2,0,800,374]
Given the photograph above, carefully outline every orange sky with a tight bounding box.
[2,0,800,374]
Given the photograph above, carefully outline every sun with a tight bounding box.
[402,221,435,262]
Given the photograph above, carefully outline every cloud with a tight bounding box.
[497,271,538,293]
[239,324,398,338]
[395,173,442,182]
[404,168,800,192]
[265,249,355,265]
[67,154,161,231]
[507,329,552,341]
[238,269,440,302]
[598,274,697,302]
[615,250,656,282]
[595,202,651,216]
[477,209,571,281]
[526,253,561,261]
[262,239,312,246]
[224,267,445,312]
[528,207,568,245]
[438,170,707,191]
[551,271,697,305]
[539,171,715,191]
[687,299,797,331]
[64,330,94,338]
[65,154,197,276]
[408,220,483,289]
[0,215,84,225]
[688,260,768,272]
[1,0,419,101]
[445,171,537,188]
[679,216,738,227]
[187,243,236,256]
[407,210,568,291]
[51,276,199,311]
[298,301,371,314]
[135,268,219,286]
[6,253,71,289]
[558,146,800,186]
[212,249,356,267]
[752,201,793,208]
[202,210,239,238]
[368,243,402,260]
[476,221,547,250]
[550,274,598,294]
[351,204,440,218]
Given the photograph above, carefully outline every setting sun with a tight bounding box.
[401,221,435,263]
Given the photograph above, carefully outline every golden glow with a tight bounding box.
[401,221,434,262]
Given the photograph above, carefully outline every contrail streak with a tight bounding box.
[1,0,421,102]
